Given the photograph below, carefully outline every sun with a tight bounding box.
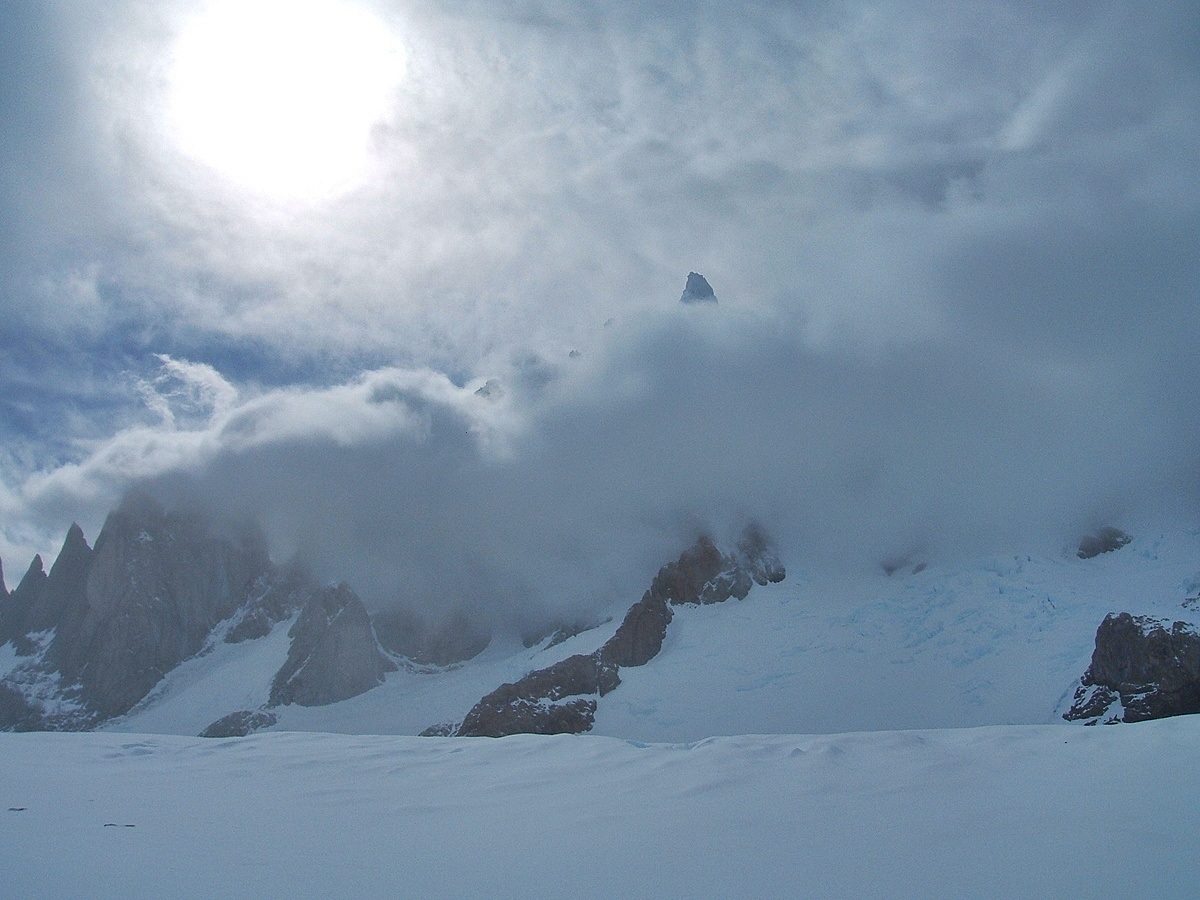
[168,0,405,199]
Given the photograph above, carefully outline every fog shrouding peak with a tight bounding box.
[0,2,1197,627]
[6,297,1199,632]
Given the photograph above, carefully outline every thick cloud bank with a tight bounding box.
[0,1,1198,625]
[5,303,1197,627]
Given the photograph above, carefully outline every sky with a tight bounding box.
[1,0,1198,627]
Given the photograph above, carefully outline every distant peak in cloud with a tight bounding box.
[474,378,505,401]
[680,272,717,305]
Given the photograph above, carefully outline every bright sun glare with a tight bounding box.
[168,0,405,199]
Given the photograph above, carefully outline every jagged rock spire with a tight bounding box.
[680,271,717,304]
[0,555,45,646]
[24,523,92,637]
[17,554,44,588]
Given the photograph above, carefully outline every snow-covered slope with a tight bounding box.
[105,615,298,736]
[4,719,1200,898]
[108,612,623,737]
[599,529,1200,740]
[106,528,1200,740]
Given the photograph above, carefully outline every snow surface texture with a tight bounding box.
[7,531,1200,896]
[3,720,1200,898]
[101,528,1200,739]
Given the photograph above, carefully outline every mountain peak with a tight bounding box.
[680,271,717,304]
[57,523,91,561]
[21,554,44,583]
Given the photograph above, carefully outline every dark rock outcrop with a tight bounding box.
[1062,684,1123,725]
[456,652,620,738]
[651,525,785,607]
[1064,613,1200,724]
[199,709,278,738]
[680,271,717,304]
[451,524,785,737]
[225,564,313,644]
[1077,527,1132,560]
[462,697,597,737]
[0,555,46,648]
[48,494,274,721]
[269,584,397,707]
[22,524,92,639]
[0,493,279,730]
[0,682,45,732]
[1,490,406,732]
[599,591,673,668]
[651,535,732,604]
[598,523,781,668]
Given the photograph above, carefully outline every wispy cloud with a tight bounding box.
[0,1,1197,618]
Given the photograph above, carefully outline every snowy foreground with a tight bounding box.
[4,720,1199,898]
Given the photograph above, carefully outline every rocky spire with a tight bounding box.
[0,555,46,645]
[15,554,44,591]
[50,493,275,719]
[680,271,717,304]
[269,583,397,707]
[23,523,92,635]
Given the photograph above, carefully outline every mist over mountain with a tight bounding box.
[2,4,1199,894]
[1,2,1197,606]
[4,297,1195,635]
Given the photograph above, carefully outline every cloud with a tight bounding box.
[5,300,1198,629]
[10,0,1174,366]
[0,1,1198,622]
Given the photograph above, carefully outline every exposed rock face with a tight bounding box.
[598,523,781,669]
[0,555,46,648]
[373,608,490,667]
[0,493,277,729]
[456,652,620,738]
[0,681,45,732]
[651,535,740,604]
[598,591,673,668]
[680,271,717,304]
[23,524,91,639]
[1063,684,1123,725]
[1077,527,1132,559]
[1064,613,1200,724]
[48,494,273,721]
[269,584,397,707]
[463,697,598,737]
[199,709,278,738]
[452,524,785,737]
[651,525,785,608]
[0,491,408,731]
[225,564,313,644]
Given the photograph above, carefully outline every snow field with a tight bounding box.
[3,719,1199,898]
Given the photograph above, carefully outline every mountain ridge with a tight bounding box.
[4,491,1200,742]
